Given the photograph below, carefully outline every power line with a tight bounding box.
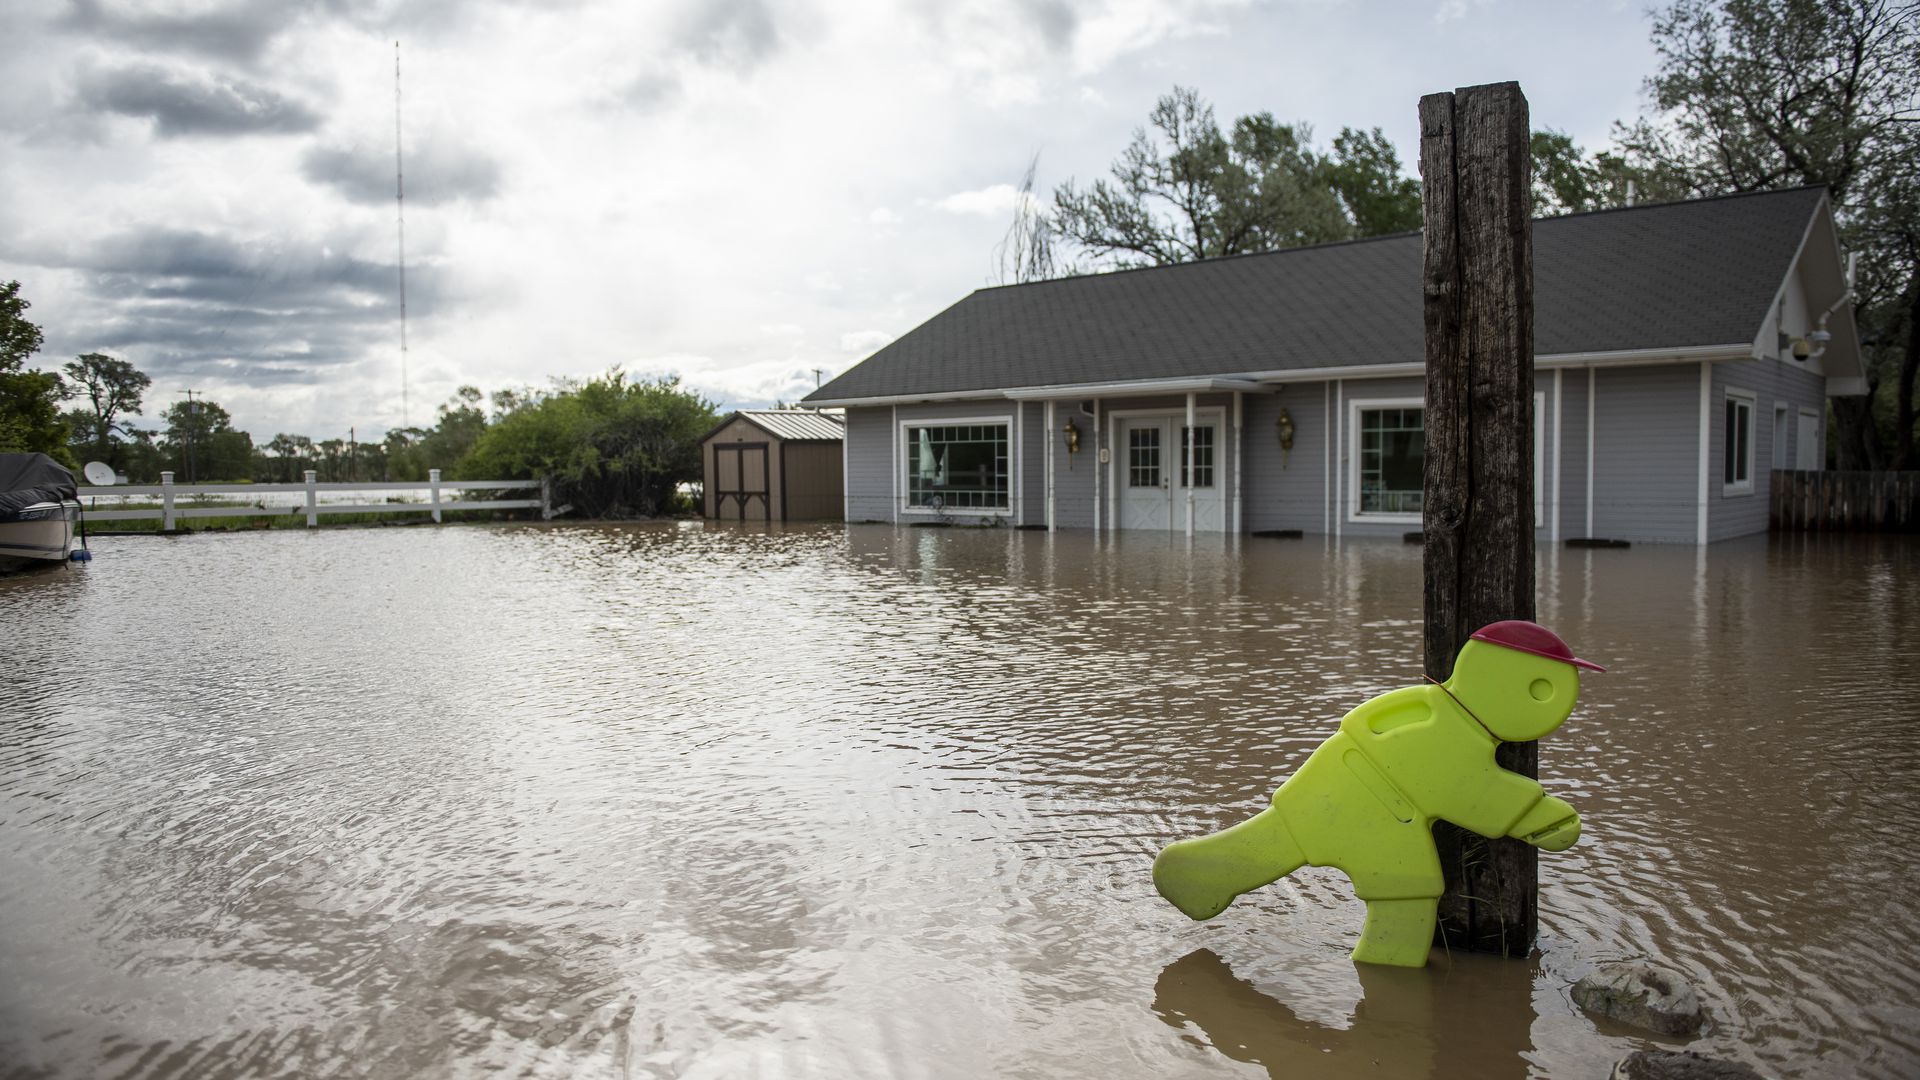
[395,40,411,429]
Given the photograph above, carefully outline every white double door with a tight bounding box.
[1115,413,1225,532]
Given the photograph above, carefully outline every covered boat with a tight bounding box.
[0,453,81,571]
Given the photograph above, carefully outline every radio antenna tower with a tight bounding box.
[394,40,411,428]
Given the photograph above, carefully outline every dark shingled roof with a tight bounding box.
[806,187,1827,403]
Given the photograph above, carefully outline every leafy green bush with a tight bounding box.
[458,371,716,518]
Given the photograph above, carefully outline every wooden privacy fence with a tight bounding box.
[1771,470,1920,532]
[81,468,553,530]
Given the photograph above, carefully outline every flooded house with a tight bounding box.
[804,187,1862,544]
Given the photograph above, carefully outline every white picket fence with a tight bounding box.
[80,468,552,530]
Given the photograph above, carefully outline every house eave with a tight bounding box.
[806,344,1761,407]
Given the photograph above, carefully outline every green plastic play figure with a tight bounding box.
[1152,620,1603,968]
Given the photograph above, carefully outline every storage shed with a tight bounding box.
[701,410,845,521]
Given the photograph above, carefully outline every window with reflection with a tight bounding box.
[906,423,1009,509]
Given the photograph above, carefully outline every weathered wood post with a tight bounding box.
[160,471,176,531]
[1419,81,1539,956]
[304,469,319,528]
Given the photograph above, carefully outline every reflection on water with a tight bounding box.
[1154,948,1534,1079]
[1,524,1916,1079]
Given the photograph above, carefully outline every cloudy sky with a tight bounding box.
[1,0,1660,441]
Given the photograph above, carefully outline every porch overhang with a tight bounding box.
[1002,377,1269,400]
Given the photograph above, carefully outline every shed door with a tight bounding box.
[714,444,771,521]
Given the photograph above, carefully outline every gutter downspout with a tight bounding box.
[1697,362,1712,546]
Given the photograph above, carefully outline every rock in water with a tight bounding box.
[1572,961,1707,1036]
[1611,1050,1767,1079]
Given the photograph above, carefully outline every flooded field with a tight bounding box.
[2,524,1916,1079]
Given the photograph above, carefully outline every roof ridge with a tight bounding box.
[969,229,1419,294]
[1531,183,1827,224]
[965,185,1829,298]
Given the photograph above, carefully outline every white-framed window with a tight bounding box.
[900,417,1010,511]
[1723,389,1755,496]
[1348,394,1546,525]
[1350,398,1425,522]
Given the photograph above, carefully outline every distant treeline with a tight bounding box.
[0,293,720,518]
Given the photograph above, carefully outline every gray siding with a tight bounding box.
[1558,369,1592,539]
[1244,383,1334,534]
[844,407,895,522]
[1708,357,1826,541]
[1591,364,1702,543]
[1018,401,1044,526]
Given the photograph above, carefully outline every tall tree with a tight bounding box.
[1051,87,1350,268]
[993,153,1058,285]
[63,352,152,458]
[1619,0,1920,467]
[1327,127,1423,236]
[160,397,253,481]
[0,281,72,464]
[1528,129,1692,215]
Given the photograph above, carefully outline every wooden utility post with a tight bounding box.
[1419,82,1538,956]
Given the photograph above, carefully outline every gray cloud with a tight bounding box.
[301,137,503,206]
[618,71,681,112]
[679,0,780,70]
[76,62,322,136]
[63,0,292,64]
[31,225,439,386]
[1022,0,1077,50]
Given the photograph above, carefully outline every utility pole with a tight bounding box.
[1418,81,1538,956]
[395,40,411,429]
[811,368,825,390]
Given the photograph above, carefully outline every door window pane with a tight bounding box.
[906,423,1008,508]
[1359,407,1423,514]
[1180,426,1215,488]
[1129,427,1161,488]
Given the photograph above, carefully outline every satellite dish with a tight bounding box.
[83,461,118,486]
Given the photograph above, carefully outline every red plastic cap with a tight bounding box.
[1469,620,1606,672]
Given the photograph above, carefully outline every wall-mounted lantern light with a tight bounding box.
[1062,416,1081,468]
[1276,407,1295,467]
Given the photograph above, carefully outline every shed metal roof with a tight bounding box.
[718,409,845,442]
[805,187,1829,404]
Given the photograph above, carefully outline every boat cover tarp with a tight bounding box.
[0,453,78,521]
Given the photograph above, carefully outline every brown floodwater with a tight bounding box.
[1,525,1916,1079]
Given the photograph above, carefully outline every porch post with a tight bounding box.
[1092,399,1102,536]
[1015,400,1024,527]
[1185,392,1196,539]
[1045,400,1056,532]
[1232,390,1244,535]
[1586,367,1596,537]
